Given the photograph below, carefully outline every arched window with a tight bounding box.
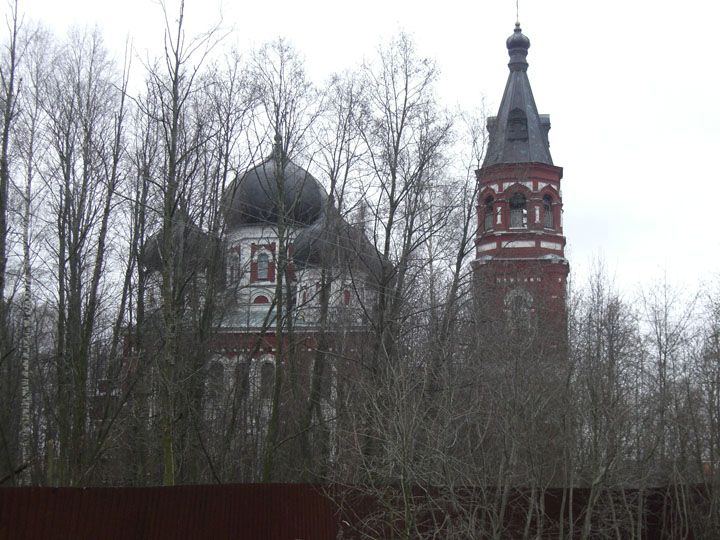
[235,361,250,397]
[253,295,269,304]
[484,196,494,231]
[227,249,240,282]
[509,193,527,229]
[206,361,224,402]
[543,195,554,228]
[260,361,275,399]
[257,253,270,280]
[319,362,334,401]
[507,108,528,141]
[504,288,535,332]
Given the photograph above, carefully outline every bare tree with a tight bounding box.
[293,70,367,480]
[140,0,221,485]
[40,28,126,485]
[0,0,20,360]
[245,38,322,481]
[13,23,52,486]
[569,266,643,538]
[354,32,453,466]
[0,0,28,485]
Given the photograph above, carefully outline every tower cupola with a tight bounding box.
[484,24,552,167]
[506,22,530,70]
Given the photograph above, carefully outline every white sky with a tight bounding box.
[6,0,720,296]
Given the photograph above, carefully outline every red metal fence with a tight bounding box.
[0,483,714,539]
[0,484,337,539]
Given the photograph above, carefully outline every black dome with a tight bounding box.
[224,157,324,228]
[293,209,391,285]
[142,209,210,274]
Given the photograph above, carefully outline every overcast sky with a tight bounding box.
[5,0,720,296]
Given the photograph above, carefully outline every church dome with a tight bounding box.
[223,156,324,229]
[506,23,530,51]
[293,208,391,285]
[142,209,210,274]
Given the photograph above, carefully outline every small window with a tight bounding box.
[343,289,351,306]
[484,196,494,231]
[543,195,554,228]
[253,295,269,304]
[257,253,270,280]
[509,193,527,229]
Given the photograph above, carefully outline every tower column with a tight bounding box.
[474,24,569,337]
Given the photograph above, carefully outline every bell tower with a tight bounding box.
[474,23,569,339]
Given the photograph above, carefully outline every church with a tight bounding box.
[191,22,570,380]
[136,20,569,483]
[8,16,713,540]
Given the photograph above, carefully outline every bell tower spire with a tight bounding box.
[474,24,569,340]
[484,23,553,167]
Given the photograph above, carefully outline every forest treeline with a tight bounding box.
[0,2,719,537]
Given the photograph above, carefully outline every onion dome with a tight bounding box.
[506,23,530,71]
[293,208,391,285]
[223,155,325,229]
[142,209,210,274]
[506,23,530,52]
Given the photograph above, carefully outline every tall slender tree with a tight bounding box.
[42,28,125,485]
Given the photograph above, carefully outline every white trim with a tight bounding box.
[540,241,562,250]
[501,240,535,249]
[250,292,272,304]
